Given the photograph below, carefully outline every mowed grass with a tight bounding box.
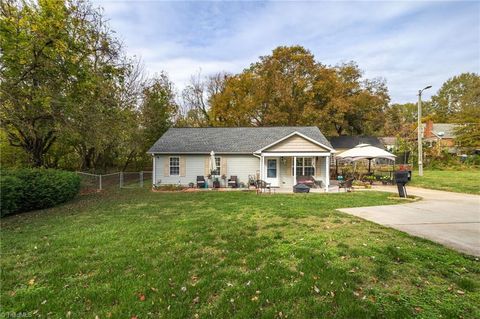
[409,169,480,194]
[1,190,479,318]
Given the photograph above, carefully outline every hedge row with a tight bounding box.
[0,169,81,217]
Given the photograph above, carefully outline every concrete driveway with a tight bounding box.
[338,186,480,256]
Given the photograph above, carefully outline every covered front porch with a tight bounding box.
[257,152,331,192]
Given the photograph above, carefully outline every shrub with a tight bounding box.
[153,184,185,191]
[0,169,80,217]
[0,175,24,217]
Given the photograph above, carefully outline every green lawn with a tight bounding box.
[1,190,479,318]
[409,169,480,194]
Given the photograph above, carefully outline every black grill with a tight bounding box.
[293,183,310,193]
[394,171,409,183]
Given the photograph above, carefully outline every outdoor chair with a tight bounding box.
[339,178,354,192]
[248,175,256,189]
[228,176,238,188]
[313,179,324,189]
[196,176,206,188]
[255,179,272,194]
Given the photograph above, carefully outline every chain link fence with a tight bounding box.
[77,171,152,192]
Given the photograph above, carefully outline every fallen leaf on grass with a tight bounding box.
[313,286,320,293]
[139,294,146,301]
[457,290,465,295]
[28,278,36,286]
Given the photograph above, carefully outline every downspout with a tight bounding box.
[152,154,156,187]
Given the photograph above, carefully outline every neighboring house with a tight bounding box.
[379,136,397,152]
[422,120,458,153]
[328,136,385,153]
[147,127,335,191]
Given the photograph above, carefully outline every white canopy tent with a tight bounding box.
[336,144,396,173]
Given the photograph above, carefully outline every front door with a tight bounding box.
[265,158,279,187]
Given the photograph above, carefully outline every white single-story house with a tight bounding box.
[147,126,335,191]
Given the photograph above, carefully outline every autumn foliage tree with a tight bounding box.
[210,46,390,136]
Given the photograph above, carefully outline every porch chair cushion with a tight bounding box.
[296,176,315,187]
[228,176,238,188]
[196,176,206,188]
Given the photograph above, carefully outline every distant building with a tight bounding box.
[379,136,397,152]
[328,136,384,153]
[422,120,458,153]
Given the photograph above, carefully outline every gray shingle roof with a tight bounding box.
[422,123,458,139]
[328,136,384,149]
[148,126,333,154]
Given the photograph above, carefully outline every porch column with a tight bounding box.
[259,154,264,181]
[293,156,297,185]
[325,155,330,192]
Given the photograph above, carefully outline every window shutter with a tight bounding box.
[164,157,170,176]
[180,156,186,177]
[220,157,227,176]
[204,157,209,176]
[316,157,323,177]
[286,157,292,176]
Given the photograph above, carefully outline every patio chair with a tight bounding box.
[228,176,238,188]
[313,178,324,189]
[196,176,206,188]
[255,180,271,194]
[248,175,256,189]
[339,178,354,192]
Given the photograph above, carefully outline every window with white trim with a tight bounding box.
[212,156,221,175]
[169,157,180,176]
[293,157,315,176]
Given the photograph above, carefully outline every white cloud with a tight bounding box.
[96,0,479,103]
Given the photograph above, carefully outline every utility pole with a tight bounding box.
[418,85,432,177]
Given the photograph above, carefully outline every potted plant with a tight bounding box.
[188,182,195,188]
[213,177,220,188]
[380,175,392,185]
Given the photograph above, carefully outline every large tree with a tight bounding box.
[0,0,143,170]
[140,73,178,149]
[180,71,228,127]
[209,46,390,135]
[430,72,480,122]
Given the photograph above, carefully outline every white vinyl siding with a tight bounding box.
[154,154,258,187]
[265,135,328,152]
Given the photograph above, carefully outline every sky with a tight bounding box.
[94,0,480,104]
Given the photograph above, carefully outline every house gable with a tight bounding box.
[263,134,329,153]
